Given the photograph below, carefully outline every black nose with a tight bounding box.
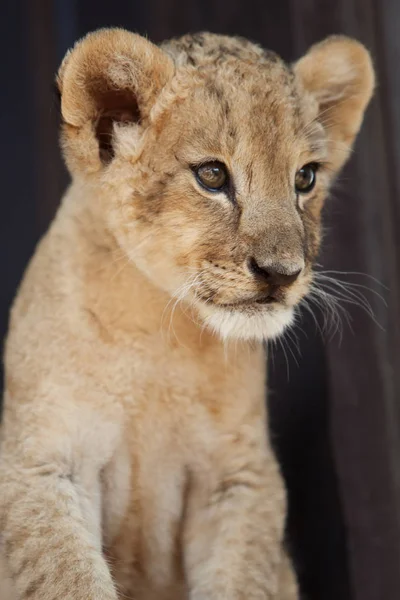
[248,257,302,287]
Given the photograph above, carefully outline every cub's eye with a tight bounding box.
[194,161,228,192]
[295,163,318,194]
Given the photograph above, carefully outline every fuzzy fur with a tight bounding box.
[0,28,374,600]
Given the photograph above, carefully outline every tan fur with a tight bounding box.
[0,29,374,600]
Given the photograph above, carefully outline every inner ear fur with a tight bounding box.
[57,28,174,171]
[294,36,375,171]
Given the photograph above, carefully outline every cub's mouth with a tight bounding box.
[216,291,284,309]
[190,258,308,319]
[190,271,309,341]
[195,284,290,312]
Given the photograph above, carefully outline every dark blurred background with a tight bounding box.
[1,1,400,599]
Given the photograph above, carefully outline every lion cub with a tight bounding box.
[0,29,373,600]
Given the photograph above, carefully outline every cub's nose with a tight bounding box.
[248,257,302,287]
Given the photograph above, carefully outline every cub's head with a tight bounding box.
[57,29,374,341]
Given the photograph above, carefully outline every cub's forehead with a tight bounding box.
[162,32,304,128]
[162,31,281,69]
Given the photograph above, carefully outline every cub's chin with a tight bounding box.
[196,302,295,342]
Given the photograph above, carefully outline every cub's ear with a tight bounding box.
[294,36,375,171]
[57,28,174,174]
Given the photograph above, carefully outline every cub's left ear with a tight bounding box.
[294,36,375,171]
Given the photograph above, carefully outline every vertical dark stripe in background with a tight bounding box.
[0,1,37,391]
[1,1,399,599]
[27,0,69,233]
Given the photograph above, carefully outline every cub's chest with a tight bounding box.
[100,404,194,597]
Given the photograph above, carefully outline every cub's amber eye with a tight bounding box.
[295,163,318,194]
[195,161,228,191]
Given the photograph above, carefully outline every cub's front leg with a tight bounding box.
[0,396,119,600]
[0,462,117,600]
[184,416,295,600]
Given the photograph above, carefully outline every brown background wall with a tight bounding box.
[1,1,399,599]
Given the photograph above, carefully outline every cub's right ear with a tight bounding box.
[56,28,174,174]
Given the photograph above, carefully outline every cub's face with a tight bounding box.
[58,30,374,341]
[117,64,325,340]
